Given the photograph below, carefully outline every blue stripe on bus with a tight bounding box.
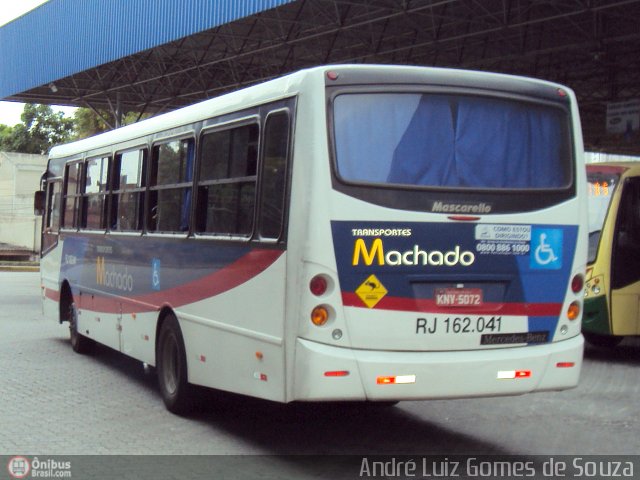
[58,234,283,311]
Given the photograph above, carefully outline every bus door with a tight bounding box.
[610,176,640,336]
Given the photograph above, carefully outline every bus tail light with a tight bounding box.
[556,362,575,368]
[324,370,349,377]
[571,274,584,293]
[497,370,531,379]
[309,275,328,296]
[376,375,416,385]
[567,301,580,320]
[311,305,329,326]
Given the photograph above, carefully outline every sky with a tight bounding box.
[0,0,76,126]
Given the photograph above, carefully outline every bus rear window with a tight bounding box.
[333,93,571,189]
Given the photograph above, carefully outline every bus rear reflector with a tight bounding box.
[497,370,531,379]
[556,362,575,368]
[376,375,416,385]
[324,370,350,377]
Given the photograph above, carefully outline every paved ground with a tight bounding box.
[1,271,639,478]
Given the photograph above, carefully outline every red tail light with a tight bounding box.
[310,275,328,296]
[571,274,584,293]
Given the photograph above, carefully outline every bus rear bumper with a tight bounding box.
[292,335,583,402]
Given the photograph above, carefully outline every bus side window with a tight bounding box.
[148,139,193,233]
[81,156,110,230]
[196,124,258,236]
[111,149,146,232]
[45,181,61,231]
[62,162,82,229]
[259,111,290,240]
[42,180,62,252]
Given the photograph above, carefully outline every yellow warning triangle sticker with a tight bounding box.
[355,274,388,308]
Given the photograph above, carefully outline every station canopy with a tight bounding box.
[1,0,640,153]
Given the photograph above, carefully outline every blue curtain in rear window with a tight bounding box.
[387,95,455,185]
[453,97,564,188]
[334,93,567,189]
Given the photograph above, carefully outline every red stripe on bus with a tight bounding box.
[47,249,283,315]
[44,288,60,302]
[341,292,562,316]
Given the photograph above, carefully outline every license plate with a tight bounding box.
[435,288,483,307]
[416,315,503,335]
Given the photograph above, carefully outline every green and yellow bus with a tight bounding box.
[584,162,640,347]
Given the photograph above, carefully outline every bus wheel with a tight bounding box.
[583,332,623,349]
[156,314,195,414]
[68,303,96,354]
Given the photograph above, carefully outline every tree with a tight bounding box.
[73,108,112,139]
[0,104,74,154]
[73,108,150,140]
[0,124,12,145]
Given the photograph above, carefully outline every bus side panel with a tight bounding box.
[40,241,63,321]
[53,233,288,401]
[178,253,287,402]
[76,295,122,352]
[611,288,640,335]
[119,309,158,365]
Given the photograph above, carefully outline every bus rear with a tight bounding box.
[291,66,586,401]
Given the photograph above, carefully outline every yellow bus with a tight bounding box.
[584,162,640,347]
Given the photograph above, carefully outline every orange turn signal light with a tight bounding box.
[567,301,580,321]
[311,306,329,326]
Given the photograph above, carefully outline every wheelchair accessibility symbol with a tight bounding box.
[152,258,161,290]
[530,228,563,270]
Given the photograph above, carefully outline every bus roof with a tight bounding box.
[49,64,574,160]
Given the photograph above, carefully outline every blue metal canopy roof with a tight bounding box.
[1,0,640,153]
[0,0,293,100]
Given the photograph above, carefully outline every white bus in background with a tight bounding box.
[36,65,587,414]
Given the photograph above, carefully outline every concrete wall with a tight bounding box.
[0,152,47,252]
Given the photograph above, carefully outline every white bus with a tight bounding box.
[36,65,587,414]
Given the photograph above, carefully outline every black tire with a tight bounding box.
[156,314,195,414]
[68,302,96,354]
[583,331,624,349]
